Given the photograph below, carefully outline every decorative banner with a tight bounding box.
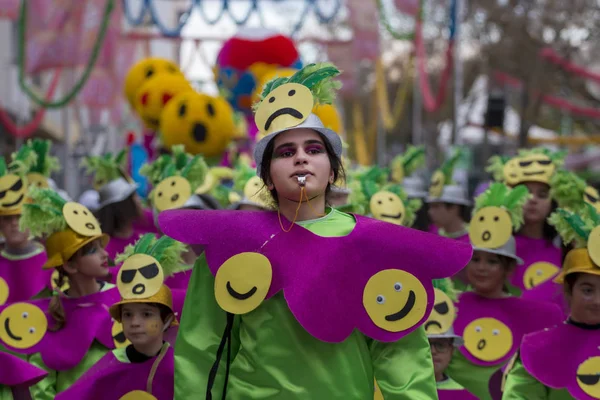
[0,0,19,20]
[346,0,381,61]
[540,47,600,84]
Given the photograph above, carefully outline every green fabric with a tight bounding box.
[437,377,466,390]
[447,351,501,400]
[0,385,12,400]
[28,340,108,400]
[112,347,131,364]
[175,210,437,399]
[502,359,571,400]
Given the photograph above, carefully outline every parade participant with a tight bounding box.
[159,63,473,399]
[55,234,186,400]
[503,205,600,400]
[0,153,49,305]
[427,150,471,241]
[487,149,565,292]
[82,151,145,261]
[447,183,564,400]
[0,187,119,400]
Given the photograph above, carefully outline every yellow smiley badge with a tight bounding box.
[577,356,600,398]
[50,269,70,293]
[429,170,445,198]
[62,202,102,237]
[152,176,192,212]
[463,317,513,362]
[502,158,522,186]
[255,83,313,136]
[214,252,273,315]
[370,191,406,226]
[514,153,555,183]
[424,288,456,335]
[0,174,26,209]
[112,320,131,349]
[119,391,158,400]
[469,206,512,248]
[26,172,49,188]
[363,269,428,333]
[523,262,560,289]
[587,226,600,267]
[117,254,165,299]
[0,303,47,349]
[0,277,9,305]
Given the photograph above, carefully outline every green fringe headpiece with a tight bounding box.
[115,233,188,277]
[81,151,127,188]
[548,204,599,249]
[549,170,587,211]
[432,278,458,302]
[439,149,464,185]
[11,139,59,177]
[9,143,39,177]
[390,146,425,183]
[473,183,530,232]
[19,187,68,237]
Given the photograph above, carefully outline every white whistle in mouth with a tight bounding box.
[297,175,307,187]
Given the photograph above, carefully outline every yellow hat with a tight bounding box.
[554,248,600,283]
[109,284,178,325]
[44,228,109,269]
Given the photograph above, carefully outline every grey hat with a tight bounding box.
[402,176,427,199]
[427,326,464,347]
[426,184,471,206]
[78,189,100,210]
[253,113,343,176]
[472,235,524,265]
[95,178,138,210]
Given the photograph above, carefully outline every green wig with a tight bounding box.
[253,63,342,110]
[432,278,459,302]
[19,187,68,237]
[549,169,587,211]
[548,204,599,248]
[115,233,189,277]
[473,183,530,231]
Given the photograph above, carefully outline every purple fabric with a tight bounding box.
[105,230,148,262]
[0,351,47,387]
[0,288,119,370]
[453,292,563,366]
[513,235,562,291]
[159,210,473,343]
[474,181,492,198]
[0,251,51,303]
[428,224,438,234]
[521,322,600,400]
[164,270,191,291]
[521,279,569,319]
[438,388,478,400]
[132,208,160,235]
[143,131,157,161]
[55,345,174,400]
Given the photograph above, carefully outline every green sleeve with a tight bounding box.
[174,254,240,399]
[446,350,498,400]
[370,326,438,399]
[502,358,549,400]
[27,353,57,400]
[0,385,13,400]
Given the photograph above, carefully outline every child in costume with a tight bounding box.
[487,149,565,292]
[503,205,600,400]
[0,351,48,400]
[82,151,147,261]
[0,187,120,400]
[426,149,471,241]
[447,183,564,400]
[55,234,186,400]
[425,279,477,399]
[0,154,49,305]
[158,63,473,399]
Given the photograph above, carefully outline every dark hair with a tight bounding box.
[95,194,141,237]
[564,272,581,296]
[442,203,471,223]
[411,202,430,231]
[542,199,559,242]
[120,302,173,323]
[258,132,345,205]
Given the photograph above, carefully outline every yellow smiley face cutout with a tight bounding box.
[117,254,164,299]
[0,174,26,209]
[62,202,102,237]
[523,262,560,289]
[50,269,70,293]
[503,158,521,186]
[243,176,270,207]
[424,288,456,335]
[112,320,131,349]
[0,277,9,305]
[363,269,428,333]
[515,154,555,183]
[584,186,600,213]
[119,391,158,400]
[429,170,445,198]
[26,173,49,188]
[469,206,513,249]
[214,252,273,315]
[255,83,314,136]
[587,226,600,267]
[463,318,513,362]
[0,303,47,349]
[577,356,600,398]
[153,176,192,212]
[369,191,406,225]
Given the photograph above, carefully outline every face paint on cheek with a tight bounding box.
[145,321,161,335]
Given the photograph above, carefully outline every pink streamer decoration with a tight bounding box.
[415,20,454,112]
[540,48,600,84]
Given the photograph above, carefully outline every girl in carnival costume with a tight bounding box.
[503,205,600,400]
[158,63,473,399]
[82,151,146,261]
[56,234,187,400]
[0,187,119,399]
[487,148,566,292]
[446,182,564,400]
[0,152,49,305]
[426,149,471,241]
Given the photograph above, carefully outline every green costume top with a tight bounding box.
[502,358,571,400]
[174,208,438,399]
[446,350,502,400]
